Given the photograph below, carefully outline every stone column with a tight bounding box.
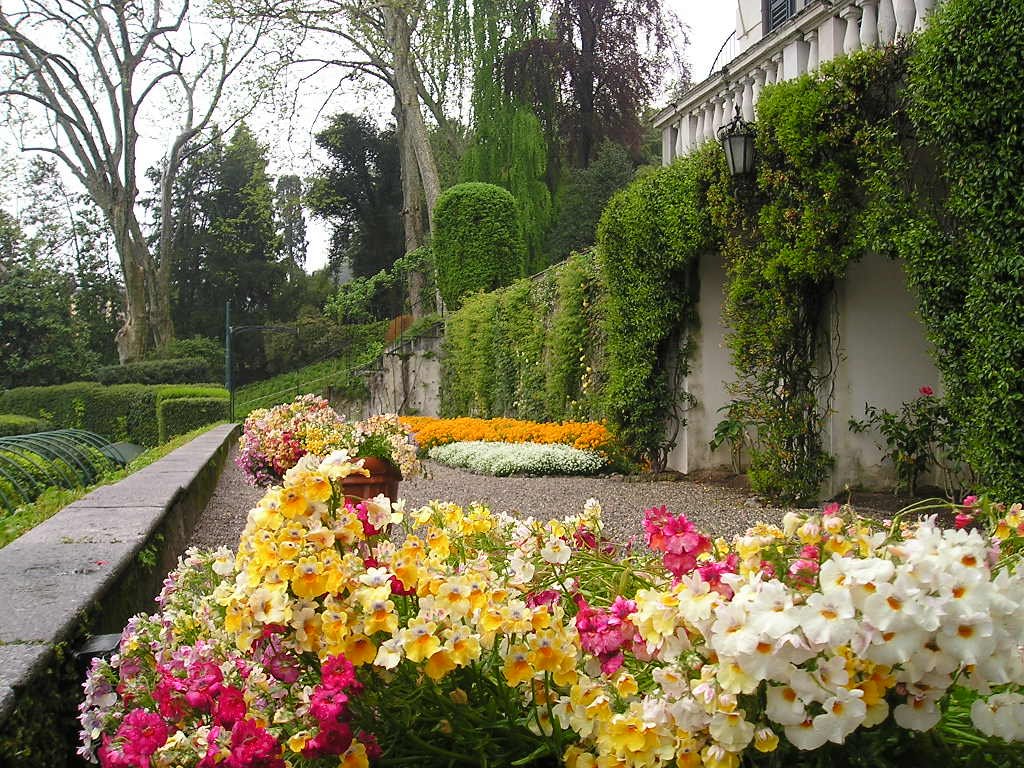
[877,0,897,45]
[765,57,779,86]
[858,0,879,48]
[894,0,916,37]
[752,68,767,110]
[806,28,819,72]
[722,89,735,128]
[662,127,673,165]
[742,76,755,122]
[675,119,685,157]
[704,102,717,141]
[914,0,935,30]
[712,95,725,137]
[695,110,706,147]
[841,5,863,55]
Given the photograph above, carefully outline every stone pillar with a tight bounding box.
[752,68,767,110]
[772,52,785,82]
[712,95,725,138]
[841,5,863,55]
[877,0,897,45]
[674,119,685,157]
[894,0,916,37]
[858,0,879,48]
[806,28,819,71]
[742,76,755,122]
[688,113,699,150]
[704,102,717,141]
[914,0,934,30]
[662,127,673,165]
[765,57,779,86]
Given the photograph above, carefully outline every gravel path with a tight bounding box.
[191,447,795,551]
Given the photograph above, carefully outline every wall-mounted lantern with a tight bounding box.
[718,107,757,177]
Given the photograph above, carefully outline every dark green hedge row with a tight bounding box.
[95,357,213,385]
[0,383,228,447]
[0,414,52,437]
[157,397,229,443]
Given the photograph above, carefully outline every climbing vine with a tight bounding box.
[719,47,908,503]
[597,145,724,468]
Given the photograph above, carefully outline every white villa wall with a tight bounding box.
[666,255,736,475]
[824,251,940,494]
[669,250,940,493]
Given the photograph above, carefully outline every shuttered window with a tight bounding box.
[764,0,796,34]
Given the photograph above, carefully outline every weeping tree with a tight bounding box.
[0,0,277,361]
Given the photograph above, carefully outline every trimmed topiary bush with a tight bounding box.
[0,414,52,437]
[433,182,527,309]
[157,397,229,443]
[95,357,212,385]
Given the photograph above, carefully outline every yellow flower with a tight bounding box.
[401,617,441,663]
[614,673,638,698]
[503,644,535,686]
[701,744,740,768]
[444,626,482,666]
[563,745,597,768]
[425,649,457,681]
[344,634,377,665]
[754,726,779,753]
[291,556,329,600]
[340,741,369,768]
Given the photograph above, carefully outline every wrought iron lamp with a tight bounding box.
[718,107,756,177]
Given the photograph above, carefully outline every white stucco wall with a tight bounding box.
[737,0,765,51]
[825,251,940,494]
[666,254,737,475]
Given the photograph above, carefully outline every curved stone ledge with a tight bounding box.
[0,423,238,762]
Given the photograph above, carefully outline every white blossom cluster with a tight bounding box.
[428,440,606,476]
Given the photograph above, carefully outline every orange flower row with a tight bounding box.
[400,416,618,454]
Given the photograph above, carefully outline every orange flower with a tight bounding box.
[400,416,620,455]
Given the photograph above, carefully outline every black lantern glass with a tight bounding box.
[717,107,756,177]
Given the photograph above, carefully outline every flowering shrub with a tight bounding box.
[428,440,606,476]
[237,395,421,485]
[82,455,1024,767]
[401,415,619,455]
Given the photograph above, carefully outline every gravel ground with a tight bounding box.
[191,447,797,551]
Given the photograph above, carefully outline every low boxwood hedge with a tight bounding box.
[0,414,52,437]
[0,383,228,446]
[157,397,230,443]
[95,357,213,385]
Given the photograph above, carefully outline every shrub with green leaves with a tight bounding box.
[428,440,605,476]
[95,357,212,385]
[157,397,229,443]
[433,182,526,309]
[903,0,1024,501]
[0,414,51,437]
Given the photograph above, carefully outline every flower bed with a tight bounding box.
[80,449,1024,768]
[401,415,619,455]
[429,440,606,476]
[237,395,421,485]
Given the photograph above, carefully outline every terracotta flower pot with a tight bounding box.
[340,456,401,503]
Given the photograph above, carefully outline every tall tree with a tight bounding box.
[306,113,405,281]
[275,174,308,270]
[0,0,274,362]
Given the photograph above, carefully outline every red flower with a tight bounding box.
[919,386,934,396]
[226,719,284,768]
[215,686,247,728]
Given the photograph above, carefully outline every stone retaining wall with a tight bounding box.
[0,423,238,766]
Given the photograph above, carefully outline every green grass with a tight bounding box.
[0,422,227,549]
[234,322,388,418]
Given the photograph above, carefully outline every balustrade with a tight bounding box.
[655,0,943,164]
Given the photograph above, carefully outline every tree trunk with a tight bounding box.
[108,205,151,363]
[384,5,442,229]
[395,100,429,319]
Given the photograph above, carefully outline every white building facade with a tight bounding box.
[656,0,945,495]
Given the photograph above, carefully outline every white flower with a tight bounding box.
[358,567,393,587]
[783,718,829,751]
[765,684,807,726]
[812,688,866,743]
[893,695,942,731]
[541,537,571,564]
[799,589,856,647]
[374,637,404,669]
[971,693,1024,741]
[364,494,401,529]
[708,710,755,752]
[509,552,535,583]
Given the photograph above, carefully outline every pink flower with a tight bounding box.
[696,555,738,598]
[321,655,357,690]
[643,506,711,578]
[104,709,168,768]
[574,595,637,674]
[226,719,285,768]
[823,502,840,516]
[215,686,247,728]
[919,386,934,397]
[954,513,975,530]
[525,589,560,609]
[310,686,350,727]
[303,722,353,758]
[962,495,978,508]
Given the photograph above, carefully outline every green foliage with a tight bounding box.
[849,390,968,497]
[903,0,1024,501]
[234,322,387,417]
[433,183,526,308]
[325,247,436,325]
[95,357,213,385]
[147,336,225,383]
[157,397,230,443]
[440,251,608,426]
[0,253,99,388]
[597,144,722,468]
[720,48,907,503]
[0,383,227,446]
[545,141,635,262]
[0,414,52,437]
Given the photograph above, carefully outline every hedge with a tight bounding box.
[95,357,213,385]
[0,414,52,437]
[157,397,230,443]
[433,182,526,309]
[0,383,228,446]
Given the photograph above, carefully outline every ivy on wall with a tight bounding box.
[901,0,1024,502]
[719,48,908,503]
[596,145,724,468]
